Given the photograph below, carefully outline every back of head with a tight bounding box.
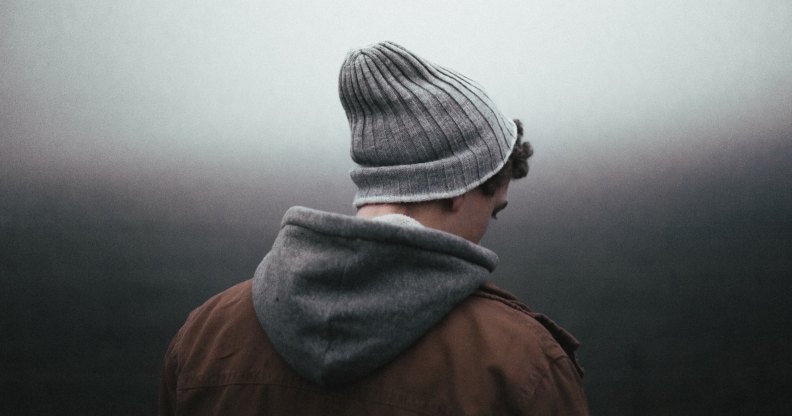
[338,41,519,207]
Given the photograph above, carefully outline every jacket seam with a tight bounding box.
[472,291,531,315]
[178,380,442,415]
[521,355,575,405]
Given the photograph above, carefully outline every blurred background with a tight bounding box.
[1,0,791,414]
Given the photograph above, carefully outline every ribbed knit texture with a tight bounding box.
[339,41,518,207]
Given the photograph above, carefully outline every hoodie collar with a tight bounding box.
[252,206,497,385]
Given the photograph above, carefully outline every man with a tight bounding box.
[160,41,588,415]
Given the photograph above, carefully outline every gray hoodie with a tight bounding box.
[252,206,498,385]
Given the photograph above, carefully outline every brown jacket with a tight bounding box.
[160,280,588,415]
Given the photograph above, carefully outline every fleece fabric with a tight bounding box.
[252,206,497,385]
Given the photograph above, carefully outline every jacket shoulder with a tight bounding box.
[381,282,588,413]
[167,280,266,377]
[472,282,584,375]
[185,280,252,320]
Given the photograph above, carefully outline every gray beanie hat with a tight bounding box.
[339,41,518,207]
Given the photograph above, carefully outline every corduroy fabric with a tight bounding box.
[339,41,518,207]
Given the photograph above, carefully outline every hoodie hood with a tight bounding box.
[252,206,498,386]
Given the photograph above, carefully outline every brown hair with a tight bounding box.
[479,119,534,196]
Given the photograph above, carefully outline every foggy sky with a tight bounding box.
[3,0,791,201]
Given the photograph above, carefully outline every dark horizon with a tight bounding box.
[2,128,791,414]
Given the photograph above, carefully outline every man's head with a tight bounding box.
[340,41,533,242]
[454,119,532,242]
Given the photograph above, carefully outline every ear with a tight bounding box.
[448,194,465,213]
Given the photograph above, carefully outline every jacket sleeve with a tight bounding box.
[159,336,180,416]
[522,356,589,415]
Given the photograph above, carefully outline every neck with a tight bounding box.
[357,201,449,230]
[356,203,411,219]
